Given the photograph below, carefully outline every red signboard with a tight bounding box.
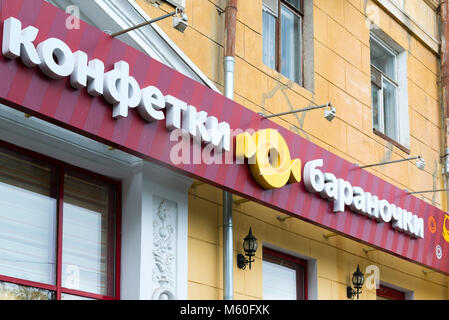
[1,0,448,275]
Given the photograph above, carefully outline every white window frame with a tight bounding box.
[370,30,410,149]
[371,34,399,140]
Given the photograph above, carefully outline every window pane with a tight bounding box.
[370,37,396,81]
[382,79,398,141]
[280,5,302,85]
[262,0,278,17]
[371,83,381,131]
[263,260,297,300]
[0,282,55,300]
[284,0,301,11]
[61,293,94,300]
[0,147,57,285]
[262,8,277,70]
[62,171,116,296]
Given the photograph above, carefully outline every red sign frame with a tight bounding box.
[0,0,448,275]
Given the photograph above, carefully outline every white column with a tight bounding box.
[120,161,192,300]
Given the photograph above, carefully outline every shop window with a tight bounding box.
[0,142,120,300]
[262,0,304,86]
[0,282,55,300]
[262,247,307,300]
[370,32,410,151]
[376,284,405,300]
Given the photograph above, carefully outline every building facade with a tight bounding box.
[0,0,448,301]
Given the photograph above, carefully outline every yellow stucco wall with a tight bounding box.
[136,0,449,299]
[189,183,449,300]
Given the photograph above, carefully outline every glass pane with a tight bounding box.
[0,282,55,300]
[0,147,57,285]
[382,79,398,141]
[263,260,297,300]
[262,0,278,17]
[280,5,302,85]
[370,37,396,81]
[284,0,301,11]
[371,83,381,131]
[262,8,277,69]
[62,171,116,296]
[61,293,95,300]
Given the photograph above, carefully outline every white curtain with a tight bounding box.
[263,260,297,300]
[280,5,302,85]
[0,150,57,285]
[262,8,276,70]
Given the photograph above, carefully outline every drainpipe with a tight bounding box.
[440,0,449,211]
[223,0,237,301]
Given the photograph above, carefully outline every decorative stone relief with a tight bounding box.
[151,196,177,300]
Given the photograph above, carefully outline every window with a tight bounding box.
[376,285,405,300]
[370,32,410,151]
[370,35,399,142]
[0,142,120,300]
[262,247,307,300]
[262,0,303,85]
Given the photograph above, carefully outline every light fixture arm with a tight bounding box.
[347,286,362,300]
[111,10,178,37]
[357,156,422,169]
[237,253,254,270]
[259,102,333,119]
[406,188,449,194]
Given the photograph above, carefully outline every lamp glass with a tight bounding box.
[243,227,258,256]
[352,265,364,289]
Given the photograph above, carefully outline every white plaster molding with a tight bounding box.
[372,0,440,54]
[142,162,192,300]
[152,197,177,299]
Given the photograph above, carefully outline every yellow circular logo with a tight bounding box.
[236,129,301,189]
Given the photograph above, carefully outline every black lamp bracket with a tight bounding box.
[237,253,254,270]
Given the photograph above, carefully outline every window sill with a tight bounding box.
[373,129,410,154]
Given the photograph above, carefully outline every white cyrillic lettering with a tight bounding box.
[70,50,104,96]
[320,172,337,201]
[378,200,392,223]
[365,192,379,220]
[391,204,403,230]
[165,95,187,130]
[402,210,414,235]
[36,38,75,79]
[413,216,424,239]
[206,116,231,152]
[301,158,424,240]
[138,85,165,122]
[2,17,41,67]
[334,179,353,213]
[103,60,141,119]
[350,187,365,213]
[182,105,210,144]
[304,159,325,193]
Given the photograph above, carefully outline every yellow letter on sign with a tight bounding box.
[236,129,301,189]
